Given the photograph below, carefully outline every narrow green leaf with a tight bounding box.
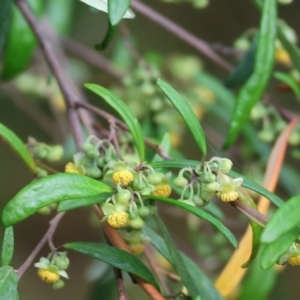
[225,36,257,89]
[57,192,113,212]
[1,227,14,266]
[1,173,112,226]
[0,266,19,300]
[261,195,300,244]
[64,242,158,289]
[224,0,277,148]
[151,133,171,163]
[143,227,224,300]
[0,123,36,173]
[144,195,238,248]
[260,228,300,269]
[80,0,135,19]
[0,0,12,55]
[274,71,300,100]
[1,0,44,79]
[238,249,277,300]
[157,79,207,155]
[85,84,145,161]
[150,160,284,208]
[229,170,284,207]
[154,214,200,298]
[108,0,131,26]
[238,188,263,268]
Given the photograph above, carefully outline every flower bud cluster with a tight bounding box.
[34,252,70,289]
[174,157,243,207]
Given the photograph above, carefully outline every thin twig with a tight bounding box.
[231,199,269,227]
[113,265,128,300]
[17,212,65,279]
[15,0,83,150]
[131,0,233,72]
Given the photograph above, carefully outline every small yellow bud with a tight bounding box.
[288,255,300,266]
[153,184,172,197]
[37,269,60,283]
[128,243,145,254]
[107,211,129,228]
[216,191,238,202]
[112,170,133,186]
[65,162,83,174]
[275,49,291,65]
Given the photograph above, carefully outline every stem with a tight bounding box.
[15,0,83,150]
[131,0,233,72]
[17,213,65,279]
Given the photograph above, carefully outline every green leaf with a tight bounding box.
[0,0,12,55]
[64,242,158,289]
[157,79,207,155]
[1,173,112,226]
[0,123,36,173]
[108,0,131,26]
[274,71,300,100]
[1,0,44,79]
[80,0,135,19]
[224,0,277,148]
[1,227,14,266]
[154,214,200,298]
[150,159,199,170]
[57,192,113,212]
[261,195,300,244]
[260,227,300,270]
[144,195,237,248]
[0,266,19,300]
[229,170,284,207]
[46,0,73,34]
[143,227,224,300]
[225,36,257,89]
[151,133,171,163]
[238,249,277,300]
[85,84,145,161]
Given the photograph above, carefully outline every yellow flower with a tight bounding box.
[107,211,129,228]
[216,191,239,202]
[37,269,60,283]
[112,170,133,186]
[288,255,300,266]
[153,184,172,197]
[65,162,83,174]
[216,176,243,203]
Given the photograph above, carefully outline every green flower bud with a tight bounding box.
[258,130,275,143]
[275,120,287,132]
[234,38,250,51]
[192,196,206,207]
[147,173,163,185]
[52,279,65,290]
[174,176,188,188]
[86,167,101,178]
[288,130,300,146]
[129,210,139,220]
[38,206,51,215]
[97,157,105,168]
[53,255,69,270]
[46,145,64,162]
[36,167,48,177]
[204,181,220,192]
[115,203,128,212]
[116,190,131,203]
[35,146,48,159]
[128,216,145,229]
[138,206,150,218]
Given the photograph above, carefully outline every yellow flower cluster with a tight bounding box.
[112,170,133,186]
[153,184,172,197]
[275,49,291,65]
[65,162,82,174]
[216,191,238,202]
[288,255,300,266]
[107,211,129,228]
[37,269,60,283]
